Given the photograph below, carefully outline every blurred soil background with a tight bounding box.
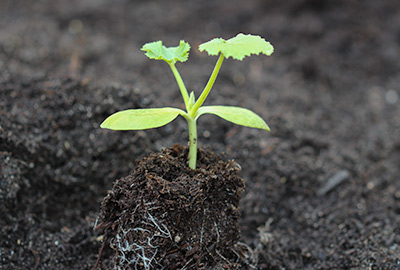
[1,0,400,269]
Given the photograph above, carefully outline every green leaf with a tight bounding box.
[100,107,186,130]
[141,40,190,64]
[188,91,195,110]
[199,33,274,60]
[196,106,270,131]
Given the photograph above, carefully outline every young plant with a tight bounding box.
[101,33,274,169]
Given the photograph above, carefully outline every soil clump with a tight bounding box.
[96,145,250,269]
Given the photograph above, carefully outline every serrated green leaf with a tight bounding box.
[100,108,186,130]
[199,33,274,60]
[196,106,270,131]
[141,40,190,64]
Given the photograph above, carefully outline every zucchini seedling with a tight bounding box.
[101,33,274,169]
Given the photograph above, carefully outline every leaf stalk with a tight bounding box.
[189,53,224,117]
[169,63,190,110]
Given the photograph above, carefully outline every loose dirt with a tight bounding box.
[1,0,400,269]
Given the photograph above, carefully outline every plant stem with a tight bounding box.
[187,116,198,169]
[169,63,190,110]
[189,53,224,117]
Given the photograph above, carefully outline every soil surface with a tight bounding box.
[1,0,400,269]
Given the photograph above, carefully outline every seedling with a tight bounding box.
[101,33,274,169]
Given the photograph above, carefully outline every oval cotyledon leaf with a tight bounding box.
[195,105,270,131]
[100,107,187,130]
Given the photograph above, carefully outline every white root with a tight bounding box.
[113,208,170,270]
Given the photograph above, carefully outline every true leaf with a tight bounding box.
[196,105,270,131]
[141,40,190,64]
[188,91,195,110]
[100,108,186,130]
[199,33,274,60]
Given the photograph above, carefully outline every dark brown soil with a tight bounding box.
[96,145,246,269]
[1,0,400,269]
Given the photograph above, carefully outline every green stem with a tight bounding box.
[187,116,198,169]
[169,63,190,110]
[189,53,224,117]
